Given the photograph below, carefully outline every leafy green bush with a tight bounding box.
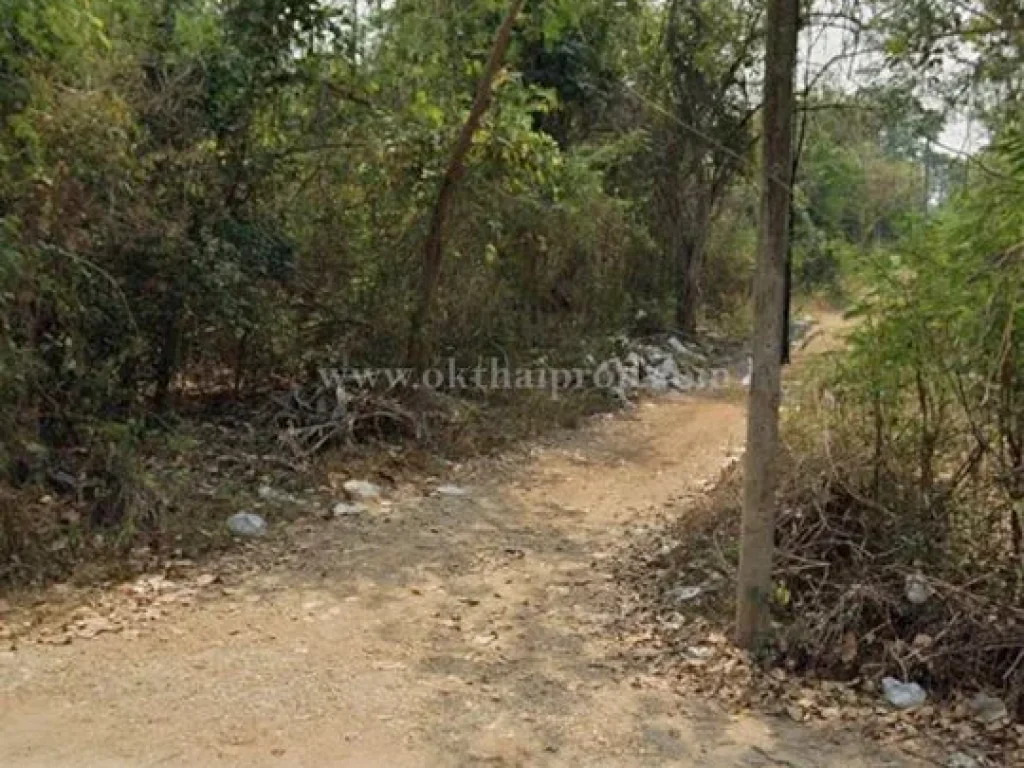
[756,129,1024,709]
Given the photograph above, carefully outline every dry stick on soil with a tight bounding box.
[406,0,527,371]
[736,0,799,649]
[271,382,421,458]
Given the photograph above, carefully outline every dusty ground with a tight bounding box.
[0,318,922,767]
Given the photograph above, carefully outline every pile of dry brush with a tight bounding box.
[633,384,1024,720]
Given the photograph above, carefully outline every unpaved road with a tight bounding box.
[1,336,918,766]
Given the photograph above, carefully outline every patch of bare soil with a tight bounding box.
[0,387,924,766]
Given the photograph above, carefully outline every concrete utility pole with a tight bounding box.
[735,0,800,649]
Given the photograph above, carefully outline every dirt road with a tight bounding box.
[0,366,918,765]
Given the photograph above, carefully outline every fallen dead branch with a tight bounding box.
[268,377,424,458]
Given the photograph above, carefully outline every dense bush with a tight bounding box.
[0,0,975,586]
[0,3,662,445]
[777,129,1024,707]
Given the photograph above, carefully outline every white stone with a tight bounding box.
[947,752,981,768]
[226,513,268,538]
[343,479,382,500]
[671,586,703,602]
[332,502,366,518]
[881,677,926,709]
[905,573,932,605]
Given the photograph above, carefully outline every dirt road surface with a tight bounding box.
[1,323,920,767]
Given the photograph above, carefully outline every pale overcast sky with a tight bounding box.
[802,7,990,155]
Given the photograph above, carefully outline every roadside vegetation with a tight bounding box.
[1,0,1021,754]
[621,2,1024,754]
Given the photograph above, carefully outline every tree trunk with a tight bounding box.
[406,0,526,370]
[154,290,183,412]
[674,235,705,337]
[672,190,710,337]
[735,0,799,649]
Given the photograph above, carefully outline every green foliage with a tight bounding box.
[2,0,958,468]
[610,0,761,332]
[6,0,1015,594]
[0,0,669,473]
[792,89,943,294]
[828,128,1024,572]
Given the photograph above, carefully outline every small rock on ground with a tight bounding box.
[333,502,368,518]
[227,513,268,537]
[881,678,927,709]
[436,485,470,497]
[343,479,383,500]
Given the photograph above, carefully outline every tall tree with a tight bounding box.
[735,0,799,649]
[642,0,761,335]
[406,0,527,369]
